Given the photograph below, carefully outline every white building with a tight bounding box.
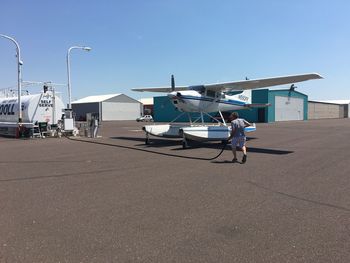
[72,94,142,121]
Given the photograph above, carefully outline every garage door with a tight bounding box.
[275,96,304,121]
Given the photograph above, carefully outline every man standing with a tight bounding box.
[228,112,252,163]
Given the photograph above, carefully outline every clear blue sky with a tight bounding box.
[1,0,349,103]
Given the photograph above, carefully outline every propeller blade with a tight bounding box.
[171,75,175,91]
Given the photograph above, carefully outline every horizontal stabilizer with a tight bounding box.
[244,123,256,133]
[246,103,271,108]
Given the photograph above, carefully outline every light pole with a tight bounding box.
[0,34,23,123]
[66,46,91,109]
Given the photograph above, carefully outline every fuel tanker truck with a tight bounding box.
[0,91,66,137]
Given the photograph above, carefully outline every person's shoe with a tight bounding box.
[232,158,238,163]
[242,154,247,163]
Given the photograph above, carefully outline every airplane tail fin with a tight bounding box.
[230,89,252,104]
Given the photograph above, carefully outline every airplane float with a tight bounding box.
[132,73,322,148]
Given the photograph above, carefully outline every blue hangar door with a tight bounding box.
[275,96,304,121]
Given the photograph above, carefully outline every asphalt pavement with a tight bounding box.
[0,119,349,262]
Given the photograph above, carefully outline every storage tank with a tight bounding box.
[0,92,65,124]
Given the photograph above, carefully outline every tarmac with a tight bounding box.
[0,119,349,262]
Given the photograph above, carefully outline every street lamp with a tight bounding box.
[0,34,23,123]
[66,46,91,109]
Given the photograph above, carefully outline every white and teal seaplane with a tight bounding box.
[132,73,322,147]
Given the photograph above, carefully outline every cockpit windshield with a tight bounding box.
[189,85,205,94]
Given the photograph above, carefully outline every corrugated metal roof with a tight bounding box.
[72,94,121,104]
[312,100,350,105]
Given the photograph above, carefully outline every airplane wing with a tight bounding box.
[204,73,323,92]
[132,86,188,92]
[131,73,322,93]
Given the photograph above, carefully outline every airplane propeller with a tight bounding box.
[169,75,185,103]
[171,75,175,91]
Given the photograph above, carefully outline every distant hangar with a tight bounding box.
[72,94,142,121]
[308,100,349,119]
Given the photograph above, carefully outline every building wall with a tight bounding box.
[101,102,141,121]
[72,102,99,121]
[72,94,142,121]
[237,89,308,122]
[308,102,345,119]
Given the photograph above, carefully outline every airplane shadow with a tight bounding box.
[248,147,293,155]
[111,136,230,150]
[110,136,258,150]
[110,136,293,155]
[110,136,182,148]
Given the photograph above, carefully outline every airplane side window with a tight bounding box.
[206,90,216,98]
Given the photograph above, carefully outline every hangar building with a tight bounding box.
[153,89,309,123]
[308,100,349,119]
[72,94,142,121]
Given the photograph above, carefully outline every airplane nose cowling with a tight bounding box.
[168,91,182,108]
[168,91,179,99]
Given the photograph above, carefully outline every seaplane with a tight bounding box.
[132,73,323,148]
